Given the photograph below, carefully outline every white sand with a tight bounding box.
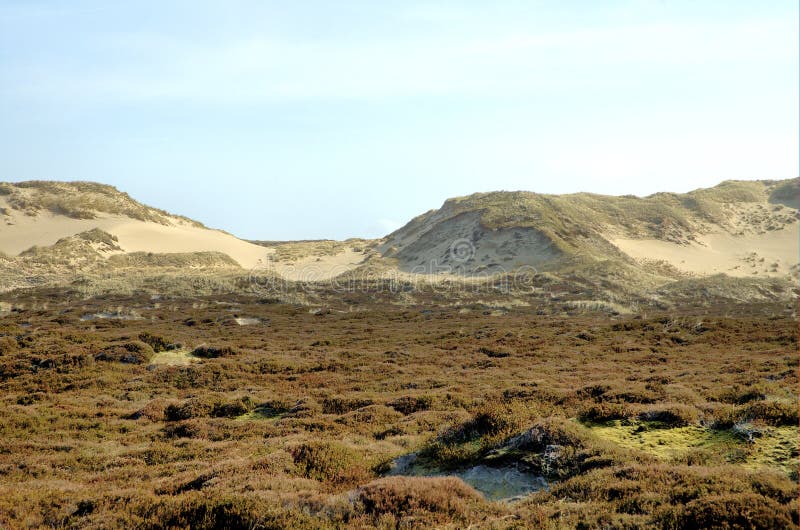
[611,225,799,277]
[271,249,367,281]
[0,205,272,268]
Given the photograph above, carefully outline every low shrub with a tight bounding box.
[357,476,485,518]
[138,332,172,353]
[321,395,373,415]
[460,401,531,440]
[191,345,236,358]
[290,441,370,485]
[335,405,403,427]
[212,397,256,418]
[578,402,631,423]
[637,403,700,427]
[128,398,169,421]
[131,494,326,530]
[165,397,216,421]
[657,493,794,529]
[709,400,798,428]
[741,400,798,426]
[162,419,210,439]
[0,336,19,355]
[387,395,433,415]
[94,341,154,364]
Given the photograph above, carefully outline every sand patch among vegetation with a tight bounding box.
[612,225,798,278]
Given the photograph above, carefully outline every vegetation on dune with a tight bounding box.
[249,238,377,262]
[107,251,240,269]
[382,178,799,270]
[438,178,796,237]
[0,180,204,226]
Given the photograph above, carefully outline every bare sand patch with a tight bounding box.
[611,225,798,277]
[271,249,367,281]
[0,208,271,268]
[149,349,199,366]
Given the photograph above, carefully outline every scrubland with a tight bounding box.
[0,293,796,528]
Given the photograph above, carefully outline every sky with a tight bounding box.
[0,1,797,240]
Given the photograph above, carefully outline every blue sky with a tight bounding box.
[1,1,797,240]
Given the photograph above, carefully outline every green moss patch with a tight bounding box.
[585,420,798,476]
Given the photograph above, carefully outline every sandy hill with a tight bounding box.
[0,181,269,268]
[379,178,799,279]
[0,178,796,309]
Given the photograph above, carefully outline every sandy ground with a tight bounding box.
[0,203,367,278]
[149,350,199,366]
[270,249,367,280]
[611,225,799,277]
[0,206,272,268]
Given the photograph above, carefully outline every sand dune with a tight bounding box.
[2,179,797,286]
[0,203,271,269]
[611,226,798,277]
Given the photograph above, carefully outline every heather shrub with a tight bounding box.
[94,340,154,364]
[129,398,169,421]
[162,419,211,440]
[423,401,533,467]
[165,397,217,421]
[335,404,403,427]
[290,441,370,485]
[657,493,793,529]
[387,395,433,415]
[212,396,256,418]
[138,332,172,353]
[0,336,18,355]
[637,403,700,426]
[132,494,326,530]
[321,395,373,414]
[191,345,236,358]
[578,402,631,423]
[357,476,485,518]
[741,400,798,426]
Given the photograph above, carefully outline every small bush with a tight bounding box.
[290,441,370,485]
[0,336,19,355]
[741,400,798,426]
[658,493,793,529]
[321,395,374,415]
[387,395,433,415]
[130,399,169,421]
[212,396,255,418]
[637,404,700,427]
[165,397,216,421]
[478,347,510,358]
[579,402,631,423]
[192,345,236,358]
[288,397,323,418]
[162,419,210,439]
[709,400,798,429]
[134,494,323,530]
[94,341,154,364]
[357,476,484,518]
[335,405,403,427]
[138,332,171,353]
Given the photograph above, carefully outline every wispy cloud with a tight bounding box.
[3,13,793,104]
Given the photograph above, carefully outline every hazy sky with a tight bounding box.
[1,1,797,240]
